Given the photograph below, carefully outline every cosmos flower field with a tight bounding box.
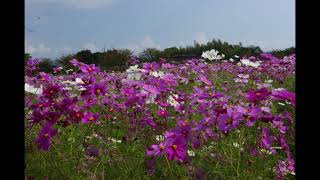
[25,51,295,179]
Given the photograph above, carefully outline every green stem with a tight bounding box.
[165,157,174,178]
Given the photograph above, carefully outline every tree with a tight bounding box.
[56,54,77,71]
[25,53,32,60]
[163,47,179,59]
[96,49,133,71]
[38,58,55,73]
[270,47,295,58]
[138,48,162,62]
[76,50,93,64]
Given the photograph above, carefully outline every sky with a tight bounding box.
[25,0,295,59]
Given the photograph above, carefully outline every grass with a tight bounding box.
[25,69,295,179]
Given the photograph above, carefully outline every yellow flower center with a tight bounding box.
[172,145,177,150]
[88,67,93,71]
[160,145,165,150]
[227,118,233,125]
[89,117,95,121]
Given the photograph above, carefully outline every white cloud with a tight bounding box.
[194,32,208,44]
[28,0,113,9]
[25,40,51,56]
[82,42,100,52]
[141,36,161,49]
[62,46,74,53]
[119,36,161,55]
[241,40,295,51]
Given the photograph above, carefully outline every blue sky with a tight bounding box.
[25,0,295,59]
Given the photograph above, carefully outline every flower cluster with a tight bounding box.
[25,52,295,179]
[201,49,225,61]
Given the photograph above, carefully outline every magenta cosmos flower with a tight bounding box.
[79,64,100,74]
[70,59,84,67]
[259,127,275,154]
[217,107,242,133]
[245,88,271,103]
[92,80,107,96]
[35,122,57,151]
[235,105,261,126]
[146,142,166,156]
[157,109,169,118]
[81,112,99,124]
[271,89,296,106]
[164,135,187,162]
[142,84,161,94]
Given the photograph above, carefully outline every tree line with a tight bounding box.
[25,38,295,73]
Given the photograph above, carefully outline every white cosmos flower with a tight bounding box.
[156,135,164,141]
[150,71,164,78]
[260,149,273,155]
[25,83,43,95]
[126,65,139,73]
[146,94,156,104]
[201,49,224,61]
[63,87,72,90]
[127,73,142,80]
[75,78,85,84]
[257,83,271,89]
[261,107,271,113]
[141,89,156,104]
[65,69,73,74]
[240,59,260,68]
[77,87,87,91]
[234,55,239,58]
[107,137,122,143]
[229,58,234,62]
[238,74,249,79]
[126,65,142,80]
[61,80,77,85]
[187,150,195,156]
[273,88,286,93]
[272,147,283,149]
[233,142,240,148]
[265,79,273,84]
[167,94,179,107]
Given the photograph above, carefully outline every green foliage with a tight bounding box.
[38,58,55,73]
[25,68,295,179]
[56,54,77,71]
[25,53,32,60]
[138,38,263,62]
[139,48,162,62]
[55,49,132,72]
[95,49,133,71]
[76,50,94,64]
[269,47,295,58]
[46,39,294,72]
